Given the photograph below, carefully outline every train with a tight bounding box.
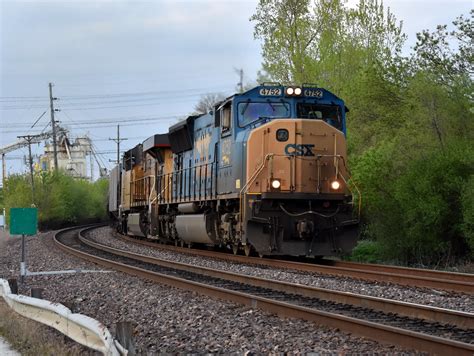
[108,84,359,257]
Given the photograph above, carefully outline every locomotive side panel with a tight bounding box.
[108,165,120,214]
[121,170,131,211]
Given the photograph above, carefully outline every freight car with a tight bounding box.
[108,84,359,256]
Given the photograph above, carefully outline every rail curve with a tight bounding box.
[53,225,474,355]
[116,233,474,294]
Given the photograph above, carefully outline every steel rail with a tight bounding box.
[329,260,474,283]
[117,234,474,294]
[53,227,474,355]
[79,230,474,330]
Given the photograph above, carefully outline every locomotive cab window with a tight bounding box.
[238,101,290,127]
[221,102,232,133]
[297,103,342,130]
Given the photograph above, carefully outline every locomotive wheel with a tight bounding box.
[244,245,251,257]
[232,244,239,255]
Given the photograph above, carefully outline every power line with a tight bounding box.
[0,96,47,99]
[57,85,232,100]
[0,98,49,103]
[0,112,184,131]
[1,87,234,110]
[0,84,232,101]
[30,111,47,129]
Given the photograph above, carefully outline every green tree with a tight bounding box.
[251,1,473,265]
[414,10,473,81]
[251,0,405,90]
[3,171,108,228]
[251,0,317,83]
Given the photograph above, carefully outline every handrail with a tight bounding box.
[240,153,361,223]
[155,162,216,203]
[239,154,273,223]
[0,278,125,356]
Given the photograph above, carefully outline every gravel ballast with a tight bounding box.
[0,228,424,354]
[89,227,473,314]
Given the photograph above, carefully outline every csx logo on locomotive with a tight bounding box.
[284,144,315,156]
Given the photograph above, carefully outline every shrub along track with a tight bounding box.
[117,234,474,294]
[53,225,474,355]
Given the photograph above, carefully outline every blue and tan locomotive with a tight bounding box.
[108,84,359,256]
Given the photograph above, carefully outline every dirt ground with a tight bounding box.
[0,229,20,256]
[0,229,16,248]
[0,300,95,356]
[0,229,95,355]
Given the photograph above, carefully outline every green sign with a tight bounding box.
[10,208,38,236]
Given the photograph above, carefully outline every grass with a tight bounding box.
[0,300,97,355]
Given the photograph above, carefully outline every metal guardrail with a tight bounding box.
[0,278,126,356]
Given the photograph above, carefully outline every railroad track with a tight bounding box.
[116,233,474,294]
[54,225,474,355]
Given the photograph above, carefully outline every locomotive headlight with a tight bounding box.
[271,179,281,190]
[294,87,302,95]
[330,180,341,190]
[285,87,294,95]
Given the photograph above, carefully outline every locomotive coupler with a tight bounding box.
[296,219,314,239]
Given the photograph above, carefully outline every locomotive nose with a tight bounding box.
[242,118,358,257]
[245,118,349,195]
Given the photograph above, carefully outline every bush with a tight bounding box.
[3,171,108,229]
[349,239,383,263]
[352,139,473,266]
[461,175,474,258]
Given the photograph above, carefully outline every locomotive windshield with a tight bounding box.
[297,103,342,130]
[238,101,290,127]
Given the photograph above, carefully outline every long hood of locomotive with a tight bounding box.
[246,119,349,195]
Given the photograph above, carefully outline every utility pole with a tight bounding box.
[109,125,127,165]
[238,68,244,93]
[49,82,59,171]
[89,138,94,181]
[17,135,36,204]
[233,67,244,93]
[1,153,5,187]
[90,151,94,181]
[234,68,244,93]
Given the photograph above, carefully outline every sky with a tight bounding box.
[0,0,471,185]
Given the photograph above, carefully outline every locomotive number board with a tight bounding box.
[259,87,282,96]
[303,89,323,98]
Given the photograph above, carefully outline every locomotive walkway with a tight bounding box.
[54,225,474,355]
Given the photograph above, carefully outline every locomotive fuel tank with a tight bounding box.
[175,214,216,244]
[127,213,146,237]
